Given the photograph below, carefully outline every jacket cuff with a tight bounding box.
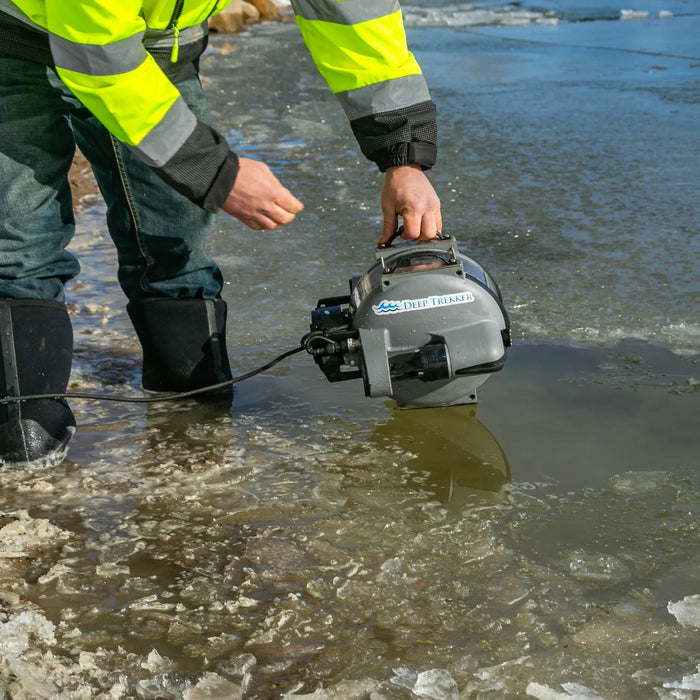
[201,151,239,213]
[373,141,437,172]
[350,100,438,173]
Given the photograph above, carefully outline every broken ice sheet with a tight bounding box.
[667,595,700,628]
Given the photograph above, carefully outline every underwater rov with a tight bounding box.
[305,234,511,408]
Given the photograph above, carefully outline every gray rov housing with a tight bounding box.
[307,235,511,408]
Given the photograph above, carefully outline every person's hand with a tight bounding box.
[378,164,442,244]
[221,157,304,230]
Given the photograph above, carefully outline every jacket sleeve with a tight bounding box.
[290,0,437,171]
[43,0,237,211]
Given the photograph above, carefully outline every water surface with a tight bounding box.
[1,2,698,698]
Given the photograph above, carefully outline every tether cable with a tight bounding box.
[0,343,306,406]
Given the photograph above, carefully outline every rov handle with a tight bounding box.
[377,226,451,250]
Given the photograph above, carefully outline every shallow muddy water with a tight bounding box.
[1,1,699,698]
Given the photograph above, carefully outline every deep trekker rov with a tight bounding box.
[305,234,511,408]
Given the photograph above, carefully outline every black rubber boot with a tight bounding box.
[0,300,76,469]
[127,297,233,399]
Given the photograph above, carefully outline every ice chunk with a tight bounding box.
[284,678,381,698]
[565,551,630,585]
[620,10,649,20]
[475,656,531,681]
[527,682,574,699]
[610,471,669,494]
[391,667,418,691]
[414,670,459,699]
[526,682,606,699]
[0,611,59,698]
[141,648,174,674]
[561,684,607,699]
[667,595,700,628]
[632,660,700,687]
[391,668,459,699]
[662,662,700,691]
[0,513,69,555]
[0,611,56,656]
[183,672,245,700]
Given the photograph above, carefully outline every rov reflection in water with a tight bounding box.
[370,404,510,506]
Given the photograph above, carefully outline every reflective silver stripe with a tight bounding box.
[130,95,197,167]
[335,74,431,120]
[290,0,400,25]
[143,21,208,50]
[49,32,146,76]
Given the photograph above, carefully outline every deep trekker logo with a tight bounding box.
[372,292,474,315]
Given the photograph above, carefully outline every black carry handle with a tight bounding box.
[377,226,449,250]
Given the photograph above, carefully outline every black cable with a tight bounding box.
[0,343,306,406]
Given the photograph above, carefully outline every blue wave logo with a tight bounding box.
[372,300,403,314]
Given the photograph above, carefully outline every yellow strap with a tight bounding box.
[171,25,180,63]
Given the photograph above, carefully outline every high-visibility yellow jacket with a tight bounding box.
[0,0,436,211]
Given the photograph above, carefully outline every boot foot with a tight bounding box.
[0,300,75,469]
[127,297,233,401]
[0,419,75,469]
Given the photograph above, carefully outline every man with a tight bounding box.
[0,0,441,468]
